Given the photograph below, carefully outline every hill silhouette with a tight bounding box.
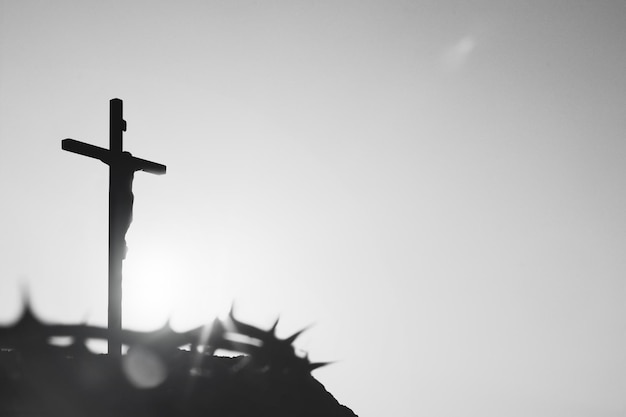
[0,306,358,417]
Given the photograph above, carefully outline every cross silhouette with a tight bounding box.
[62,99,166,357]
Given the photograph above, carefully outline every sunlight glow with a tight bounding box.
[122,240,235,332]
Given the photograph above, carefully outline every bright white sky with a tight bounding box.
[1,1,626,416]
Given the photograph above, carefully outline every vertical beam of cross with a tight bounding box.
[62,99,166,357]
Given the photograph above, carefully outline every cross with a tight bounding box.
[61,99,166,357]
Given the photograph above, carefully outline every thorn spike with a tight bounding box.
[284,326,310,344]
[308,362,332,371]
[270,317,280,334]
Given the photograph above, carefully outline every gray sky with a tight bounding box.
[1,1,625,416]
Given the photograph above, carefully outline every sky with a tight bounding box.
[1,1,626,416]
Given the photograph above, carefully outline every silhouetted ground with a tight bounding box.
[0,348,357,417]
[0,306,359,417]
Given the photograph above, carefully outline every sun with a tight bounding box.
[121,242,235,332]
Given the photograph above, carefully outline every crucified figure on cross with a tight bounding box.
[62,99,166,357]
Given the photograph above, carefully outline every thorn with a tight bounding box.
[18,281,32,310]
[308,362,332,371]
[270,317,280,334]
[17,301,41,325]
[284,325,311,344]
[160,317,174,331]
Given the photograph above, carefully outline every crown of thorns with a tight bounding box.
[0,302,327,388]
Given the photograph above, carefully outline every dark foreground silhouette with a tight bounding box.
[0,307,357,417]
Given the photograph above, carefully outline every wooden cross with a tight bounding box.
[62,99,166,357]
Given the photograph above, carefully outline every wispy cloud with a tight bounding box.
[441,36,476,72]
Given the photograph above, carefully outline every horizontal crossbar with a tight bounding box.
[62,139,166,175]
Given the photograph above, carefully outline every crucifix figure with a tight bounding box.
[62,99,166,357]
